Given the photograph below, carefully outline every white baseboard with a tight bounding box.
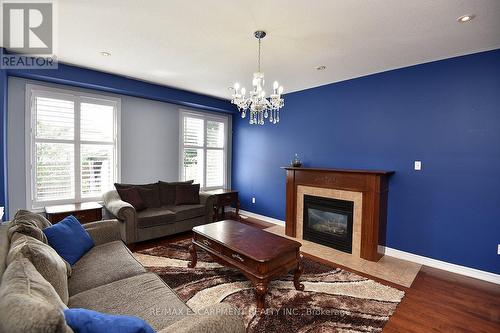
[235,209,285,226]
[234,209,500,285]
[381,246,500,285]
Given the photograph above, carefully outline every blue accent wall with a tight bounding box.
[0,50,234,219]
[232,49,500,274]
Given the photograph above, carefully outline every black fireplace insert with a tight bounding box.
[302,195,354,253]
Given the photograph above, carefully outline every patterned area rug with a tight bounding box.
[134,239,405,333]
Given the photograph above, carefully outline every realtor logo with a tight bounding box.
[2,2,53,54]
[1,1,57,69]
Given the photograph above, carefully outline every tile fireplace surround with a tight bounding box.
[296,186,363,257]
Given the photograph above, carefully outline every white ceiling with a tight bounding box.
[13,0,500,98]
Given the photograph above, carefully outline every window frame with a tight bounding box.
[25,83,121,210]
[179,109,229,191]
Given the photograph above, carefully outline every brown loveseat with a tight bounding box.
[0,212,245,333]
[103,181,216,244]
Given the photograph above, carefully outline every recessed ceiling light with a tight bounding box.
[100,51,111,57]
[316,65,327,71]
[457,14,475,23]
[227,86,235,91]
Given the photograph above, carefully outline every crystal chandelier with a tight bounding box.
[231,31,284,125]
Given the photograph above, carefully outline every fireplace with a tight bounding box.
[302,195,354,253]
[284,167,393,261]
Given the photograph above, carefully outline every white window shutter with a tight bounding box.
[180,112,228,190]
[29,86,120,208]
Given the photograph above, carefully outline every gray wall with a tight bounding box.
[7,77,230,216]
[120,94,180,183]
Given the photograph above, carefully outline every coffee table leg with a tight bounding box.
[293,254,305,291]
[255,282,268,311]
[188,242,197,268]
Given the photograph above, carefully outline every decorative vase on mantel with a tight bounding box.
[291,153,302,167]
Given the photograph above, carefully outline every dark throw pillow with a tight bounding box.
[175,183,200,205]
[159,180,194,205]
[43,215,95,266]
[114,182,158,191]
[116,187,146,211]
[137,187,161,208]
[114,182,160,208]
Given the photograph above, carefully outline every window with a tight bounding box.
[26,84,120,209]
[180,110,229,190]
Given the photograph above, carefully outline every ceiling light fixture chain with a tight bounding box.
[258,35,261,73]
[231,30,284,125]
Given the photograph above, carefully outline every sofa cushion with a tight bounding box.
[117,187,146,211]
[138,187,162,208]
[175,184,200,205]
[69,273,192,331]
[159,180,193,206]
[167,204,205,222]
[8,218,48,244]
[14,209,52,229]
[137,207,176,228]
[8,210,52,244]
[7,235,71,304]
[0,256,69,333]
[83,220,122,246]
[0,224,9,280]
[43,215,95,265]
[68,241,146,296]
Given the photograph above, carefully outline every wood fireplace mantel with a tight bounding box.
[283,167,394,262]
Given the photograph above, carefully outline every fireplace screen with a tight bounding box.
[303,195,353,253]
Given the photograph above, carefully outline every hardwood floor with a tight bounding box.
[384,266,500,333]
[130,213,500,332]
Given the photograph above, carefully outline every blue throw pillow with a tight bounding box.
[43,215,94,265]
[64,308,155,333]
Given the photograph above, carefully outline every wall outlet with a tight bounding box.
[414,161,422,171]
[498,244,500,255]
[251,197,256,204]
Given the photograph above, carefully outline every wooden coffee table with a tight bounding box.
[188,220,304,310]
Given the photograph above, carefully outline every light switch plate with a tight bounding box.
[251,197,256,204]
[414,161,422,171]
[497,244,500,255]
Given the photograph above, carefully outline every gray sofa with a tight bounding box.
[0,214,245,333]
[103,183,216,244]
